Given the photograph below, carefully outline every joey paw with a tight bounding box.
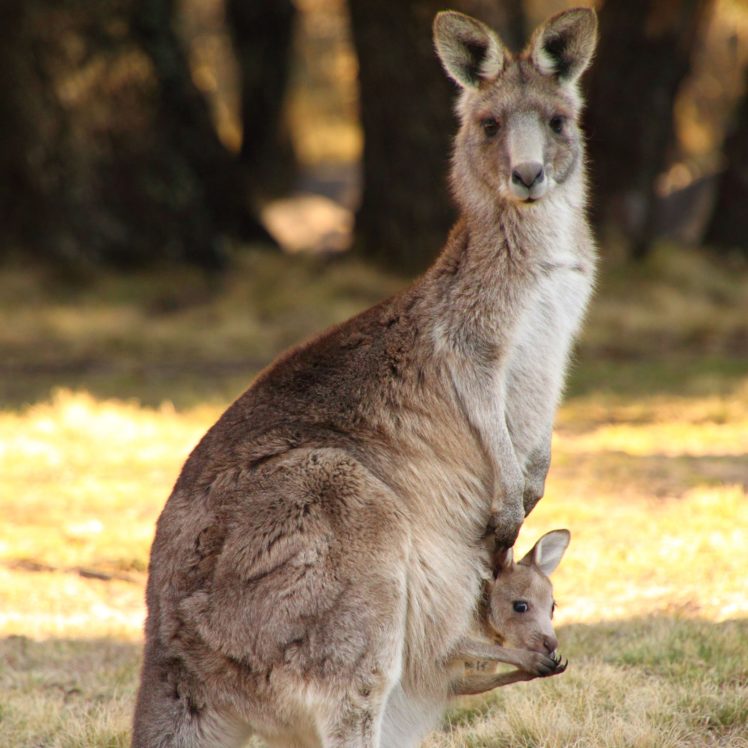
[549,653,568,675]
[517,650,558,677]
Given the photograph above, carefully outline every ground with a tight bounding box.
[1,243,747,747]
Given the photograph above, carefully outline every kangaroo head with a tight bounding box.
[434,9,597,211]
[485,529,570,655]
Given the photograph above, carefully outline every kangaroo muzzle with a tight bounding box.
[512,161,545,192]
[507,113,549,202]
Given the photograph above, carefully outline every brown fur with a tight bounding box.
[133,8,597,748]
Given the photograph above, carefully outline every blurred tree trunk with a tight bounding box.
[585,0,714,260]
[132,0,276,259]
[460,0,527,52]
[703,67,748,253]
[0,1,37,253]
[225,0,297,198]
[348,0,530,273]
[348,0,458,273]
[0,1,69,260]
[0,0,297,270]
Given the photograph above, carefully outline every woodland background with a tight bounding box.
[1,1,747,746]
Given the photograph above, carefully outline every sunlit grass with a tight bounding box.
[1,242,747,745]
[0,636,137,748]
[0,391,215,640]
[2,385,745,641]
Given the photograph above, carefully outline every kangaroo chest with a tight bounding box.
[513,260,591,370]
[503,254,594,462]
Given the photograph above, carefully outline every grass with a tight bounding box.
[0,250,403,408]
[0,243,747,746]
[433,619,748,747]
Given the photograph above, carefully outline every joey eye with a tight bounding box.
[549,115,565,134]
[551,601,557,618]
[513,600,529,614]
[482,118,500,138]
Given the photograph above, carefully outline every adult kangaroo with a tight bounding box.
[132,8,598,748]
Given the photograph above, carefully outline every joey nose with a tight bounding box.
[511,162,545,189]
[542,634,558,654]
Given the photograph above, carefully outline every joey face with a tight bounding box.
[487,529,570,655]
[434,8,597,210]
[486,563,558,655]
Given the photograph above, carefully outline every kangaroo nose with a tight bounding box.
[512,162,545,189]
[542,634,558,654]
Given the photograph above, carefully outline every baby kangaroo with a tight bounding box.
[450,529,570,696]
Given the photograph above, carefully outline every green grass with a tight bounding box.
[432,618,748,748]
[1,241,747,746]
[2,620,745,747]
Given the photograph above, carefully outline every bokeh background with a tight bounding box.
[1,1,747,746]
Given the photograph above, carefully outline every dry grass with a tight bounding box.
[431,617,748,747]
[1,244,747,746]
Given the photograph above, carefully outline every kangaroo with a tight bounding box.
[449,529,570,697]
[133,8,597,748]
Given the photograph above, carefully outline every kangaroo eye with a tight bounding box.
[551,601,557,618]
[549,115,565,134]
[513,600,529,613]
[482,118,500,137]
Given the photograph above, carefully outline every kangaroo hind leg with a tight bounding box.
[132,652,251,748]
[318,693,386,748]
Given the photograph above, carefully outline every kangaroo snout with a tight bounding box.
[510,161,547,201]
[512,162,544,189]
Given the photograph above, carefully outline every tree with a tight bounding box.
[132,0,281,265]
[348,0,457,273]
[0,1,74,260]
[703,66,748,253]
[226,0,297,198]
[0,0,294,269]
[460,0,527,54]
[584,0,714,259]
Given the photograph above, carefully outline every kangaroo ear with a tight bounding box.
[491,545,514,579]
[521,529,570,577]
[529,8,597,84]
[434,11,505,89]
[491,546,514,579]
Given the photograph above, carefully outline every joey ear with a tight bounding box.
[520,529,570,577]
[491,545,514,579]
[529,8,597,84]
[434,11,505,88]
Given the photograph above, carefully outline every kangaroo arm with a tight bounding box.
[451,374,525,547]
[454,636,523,667]
[449,668,535,696]
[452,637,565,674]
[522,437,552,517]
[448,639,568,697]
[452,636,535,669]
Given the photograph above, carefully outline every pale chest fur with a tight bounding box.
[499,202,595,465]
[504,252,594,462]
